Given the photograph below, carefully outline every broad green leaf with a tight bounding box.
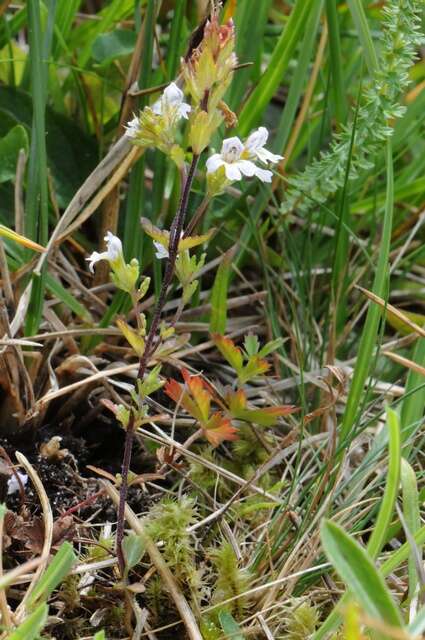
[94,632,106,640]
[0,125,28,183]
[27,541,77,608]
[218,610,246,640]
[209,249,233,334]
[321,520,403,630]
[122,534,145,573]
[8,604,48,640]
[92,29,137,63]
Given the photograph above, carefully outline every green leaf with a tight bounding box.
[27,541,77,608]
[401,458,421,601]
[8,604,48,640]
[366,407,401,560]
[209,249,233,334]
[122,534,145,574]
[218,610,246,640]
[321,520,403,631]
[92,29,137,63]
[0,125,29,183]
[93,631,106,640]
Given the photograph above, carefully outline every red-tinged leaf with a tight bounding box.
[226,389,298,426]
[240,356,270,383]
[226,388,247,413]
[181,369,211,422]
[164,378,203,423]
[204,413,238,447]
[212,334,243,373]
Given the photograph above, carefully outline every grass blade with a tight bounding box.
[401,458,421,606]
[27,541,77,608]
[340,139,394,442]
[8,604,48,640]
[209,248,233,335]
[365,407,401,559]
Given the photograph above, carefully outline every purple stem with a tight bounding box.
[116,154,200,574]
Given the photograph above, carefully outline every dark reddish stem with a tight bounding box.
[116,154,199,575]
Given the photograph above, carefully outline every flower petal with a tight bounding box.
[245,126,268,153]
[124,115,140,138]
[221,136,244,161]
[178,102,192,119]
[154,241,169,259]
[256,147,283,164]
[253,166,273,183]
[206,154,225,174]
[86,251,108,273]
[237,159,257,177]
[104,231,123,261]
[163,82,184,106]
[224,162,242,181]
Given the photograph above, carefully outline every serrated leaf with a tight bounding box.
[258,337,285,358]
[239,355,270,384]
[212,334,244,374]
[204,412,238,447]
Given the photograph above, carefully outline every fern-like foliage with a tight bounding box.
[281,0,424,214]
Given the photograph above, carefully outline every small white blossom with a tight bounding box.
[244,127,283,164]
[152,82,191,120]
[7,471,28,495]
[86,231,123,273]
[153,241,169,260]
[124,114,141,138]
[206,136,271,183]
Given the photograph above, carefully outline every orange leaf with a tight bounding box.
[204,413,238,447]
[164,378,203,422]
[164,370,214,426]
[212,334,243,373]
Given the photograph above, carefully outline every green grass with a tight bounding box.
[0,1,423,638]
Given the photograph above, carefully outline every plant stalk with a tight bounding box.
[116,154,199,574]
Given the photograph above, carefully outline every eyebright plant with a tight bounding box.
[86,8,286,575]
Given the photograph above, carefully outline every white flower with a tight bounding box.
[206,127,282,184]
[206,137,272,182]
[7,471,28,495]
[244,127,283,164]
[86,231,123,273]
[152,82,191,120]
[124,114,141,138]
[153,241,169,260]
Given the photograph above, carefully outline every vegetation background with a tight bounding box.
[0,0,423,638]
